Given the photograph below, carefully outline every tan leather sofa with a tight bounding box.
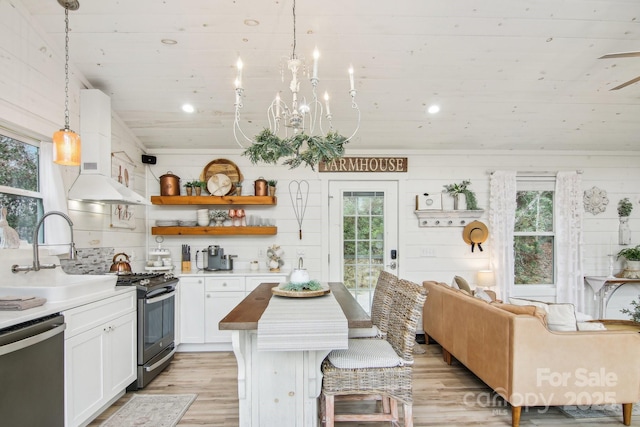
[422,280,640,427]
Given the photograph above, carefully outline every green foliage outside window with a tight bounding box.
[0,135,42,243]
[514,190,554,284]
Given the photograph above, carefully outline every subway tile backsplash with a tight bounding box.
[61,247,114,275]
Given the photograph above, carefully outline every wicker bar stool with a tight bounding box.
[321,279,428,426]
[348,270,397,339]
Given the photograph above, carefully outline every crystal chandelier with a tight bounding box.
[233,0,360,170]
[52,0,81,166]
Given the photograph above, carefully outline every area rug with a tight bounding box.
[101,394,197,427]
[560,403,640,419]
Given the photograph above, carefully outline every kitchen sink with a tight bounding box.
[0,274,116,302]
[0,249,117,302]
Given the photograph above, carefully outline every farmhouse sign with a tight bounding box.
[319,157,408,173]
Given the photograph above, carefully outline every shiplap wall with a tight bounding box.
[148,149,640,318]
[0,0,147,265]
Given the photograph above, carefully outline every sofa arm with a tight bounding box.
[509,316,640,407]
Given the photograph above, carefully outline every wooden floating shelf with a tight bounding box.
[150,195,277,206]
[151,226,277,236]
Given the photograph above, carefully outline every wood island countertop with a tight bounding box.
[219,282,372,330]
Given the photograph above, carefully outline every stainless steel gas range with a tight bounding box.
[116,272,178,389]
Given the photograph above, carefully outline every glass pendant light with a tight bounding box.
[52,0,81,166]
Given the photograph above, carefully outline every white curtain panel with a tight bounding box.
[555,171,584,310]
[489,171,517,301]
[40,142,72,254]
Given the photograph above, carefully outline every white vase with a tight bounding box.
[619,217,631,245]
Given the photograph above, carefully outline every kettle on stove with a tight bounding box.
[109,252,132,275]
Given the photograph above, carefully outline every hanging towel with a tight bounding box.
[0,296,47,311]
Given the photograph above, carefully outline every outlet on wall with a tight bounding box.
[420,247,436,257]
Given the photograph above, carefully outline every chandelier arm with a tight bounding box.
[344,106,361,143]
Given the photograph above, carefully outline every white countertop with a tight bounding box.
[178,269,289,277]
[0,286,135,330]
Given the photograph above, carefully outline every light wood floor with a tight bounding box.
[89,342,638,426]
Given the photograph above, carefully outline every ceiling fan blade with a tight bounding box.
[610,75,640,91]
[599,51,640,59]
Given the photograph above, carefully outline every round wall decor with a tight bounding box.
[583,186,609,215]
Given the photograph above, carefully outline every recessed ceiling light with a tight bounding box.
[161,39,178,45]
[182,104,195,113]
[427,105,440,114]
[244,19,260,26]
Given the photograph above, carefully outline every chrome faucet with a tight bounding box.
[11,211,77,273]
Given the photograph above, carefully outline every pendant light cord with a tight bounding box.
[64,6,71,130]
[291,0,297,60]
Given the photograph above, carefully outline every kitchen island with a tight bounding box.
[219,282,371,427]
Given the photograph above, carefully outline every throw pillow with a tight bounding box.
[490,302,548,326]
[453,275,472,293]
[473,287,493,303]
[509,297,577,332]
[577,322,607,331]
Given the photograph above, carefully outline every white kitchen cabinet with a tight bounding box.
[179,277,205,343]
[204,277,245,343]
[178,273,286,351]
[63,290,136,427]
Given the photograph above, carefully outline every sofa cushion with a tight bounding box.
[509,297,577,332]
[473,287,493,303]
[453,275,472,293]
[490,302,548,326]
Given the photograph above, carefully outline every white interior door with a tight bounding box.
[328,181,399,313]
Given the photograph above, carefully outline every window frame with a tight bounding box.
[512,176,556,299]
[0,129,44,243]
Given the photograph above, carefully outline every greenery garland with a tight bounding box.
[280,280,323,292]
[242,129,348,170]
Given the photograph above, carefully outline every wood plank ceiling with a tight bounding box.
[17,0,640,152]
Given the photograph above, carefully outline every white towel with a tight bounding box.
[258,288,348,352]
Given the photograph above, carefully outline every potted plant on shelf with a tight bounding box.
[209,210,230,227]
[267,180,277,197]
[183,180,196,196]
[617,244,640,276]
[618,198,633,245]
[194,180,206,196]
[443,180,479,210]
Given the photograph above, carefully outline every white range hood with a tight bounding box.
[68,89,148,205]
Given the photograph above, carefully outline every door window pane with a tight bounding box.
[342,191,384,312]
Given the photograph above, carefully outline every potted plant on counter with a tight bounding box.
[620,296,640,323]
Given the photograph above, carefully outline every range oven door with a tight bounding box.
[139,287,175,366]
[133,286,177,389]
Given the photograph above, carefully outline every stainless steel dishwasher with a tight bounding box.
[0,313,66,427]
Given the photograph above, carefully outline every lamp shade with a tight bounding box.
[477,270,495,287]
[53,129,81,166]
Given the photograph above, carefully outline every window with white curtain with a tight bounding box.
[0,131,44,243]
[514,176,556,294]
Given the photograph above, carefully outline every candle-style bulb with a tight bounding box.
[236,58,243,88]
[324,91,331,116]
[312,48,320,80]
[348,66,355,91]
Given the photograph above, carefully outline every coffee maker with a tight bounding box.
[203,245,236,271]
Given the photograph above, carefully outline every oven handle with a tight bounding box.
[145,347,177,372]
[145,291,175,305]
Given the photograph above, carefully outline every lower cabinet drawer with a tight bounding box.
[205,277,244,292]
[64,290,136,338]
